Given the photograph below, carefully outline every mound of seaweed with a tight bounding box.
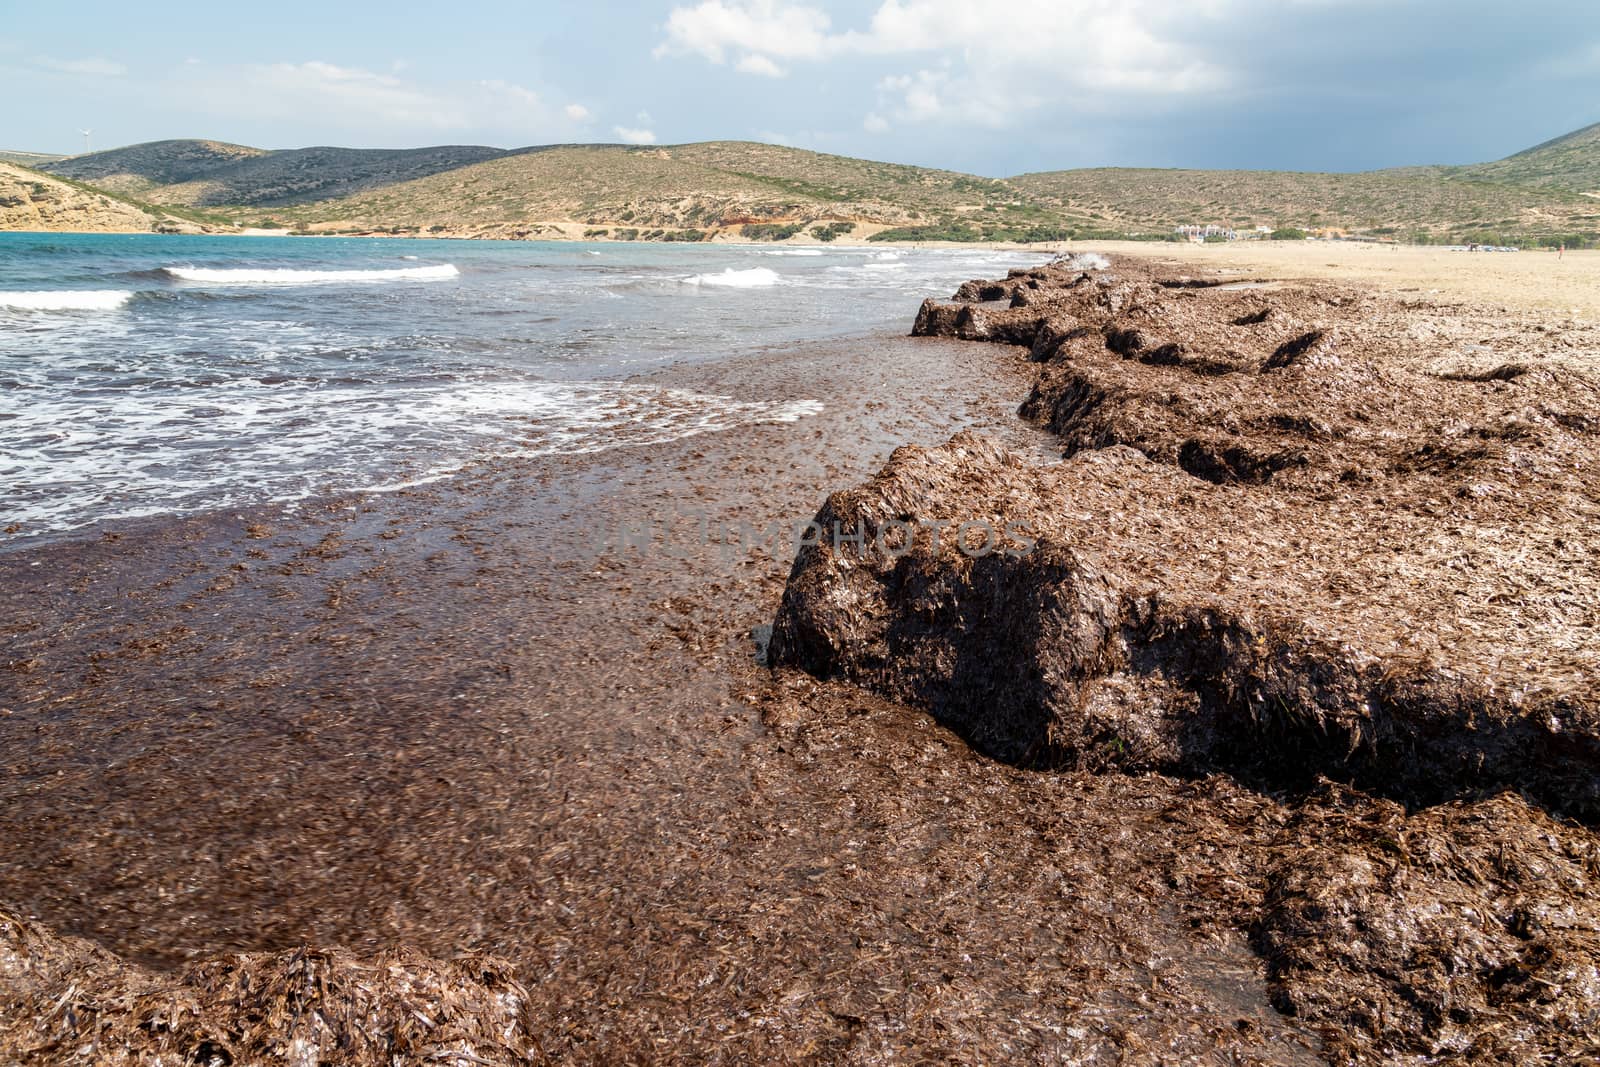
[1258,788,1600,1063]
[775,253,1600,810]
[769,250,1600,1059]
[0,907,542,1065]
[770,430,1600,809]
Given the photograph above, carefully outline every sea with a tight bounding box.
[0,233,1042,537]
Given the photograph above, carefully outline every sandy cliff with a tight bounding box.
[0,163,180,233]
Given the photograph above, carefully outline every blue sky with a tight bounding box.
[4,1,1598,176]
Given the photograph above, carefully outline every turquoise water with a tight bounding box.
[0,233,1038,534]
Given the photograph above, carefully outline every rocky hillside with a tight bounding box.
[1452,120,1600,194]
[272,134,1600,245]
[0,162,187,233]
[245,141,1074,239]
[0,150,65,167]
[1010,165,1600,244]
[43,139,268,196]
[41,138,1069,238]
[14,119,1600,244]
[44,140,521,207]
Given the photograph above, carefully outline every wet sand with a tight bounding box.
[5,251,1598,1063]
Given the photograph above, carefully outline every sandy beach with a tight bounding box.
[4,247,1599,1064]
[1076,239,1600,321]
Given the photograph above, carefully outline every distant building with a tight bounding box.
[1174,223,1239,241]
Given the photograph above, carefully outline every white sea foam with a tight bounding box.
[761,248,825,256]
[1,240,1054,537]
[2,377,824,533]
[1060,252,1111,271]
[162,264,460,284]
[0,289,133,311]
[683,267,782,288]
[757,399,825,422]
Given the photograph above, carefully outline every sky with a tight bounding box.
[4,1,1599,177]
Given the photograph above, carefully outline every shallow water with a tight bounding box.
[0,233,1041,535]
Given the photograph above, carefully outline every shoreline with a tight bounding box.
[7,222,1069,255]
[4,250,1599,1062]
[11,225,1597,316]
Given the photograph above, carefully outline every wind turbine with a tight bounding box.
[79,129,92,154]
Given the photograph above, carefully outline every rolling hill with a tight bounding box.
[0,150,66,167]
[236,142,1082,239]
[42,140,520,207]
[42,139,268,195]
[14,120,1600,245]
[1009,165,1600,243]
[1451,121,1600,195]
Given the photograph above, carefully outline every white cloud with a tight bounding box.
[757,128,829,147]
[166,60,577,142]
[656,0,834,63]
[614,125,658,144]
[245,61,472,127]
[565,102,592,121]
[736,53,785,77]
[863,112,890,133]
[658,0,1239,128]
[479,78,540,107]
[861,1,1226,94]
[31,55,126,77]
[879,70,946,121]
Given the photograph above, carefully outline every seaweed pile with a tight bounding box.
[770,253,1600,1059]
[4,251,1598,1064]
[0,906,542,1065]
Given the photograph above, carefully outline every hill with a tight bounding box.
[15,120,1600,245]
[0,150,66,167]
[1009,165,1600,245]
[43,139,269,195]
[0,162,214,233]
[664,141,1014,216]
[43,140,516,207]
[1451,121,1600,194]
[214,126,1600,246]
[241,141,1087,240]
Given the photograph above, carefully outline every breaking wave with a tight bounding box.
[161,264,460,285]
[3,377,825,534]
[0,290,134,311]
[683,267,782,288]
